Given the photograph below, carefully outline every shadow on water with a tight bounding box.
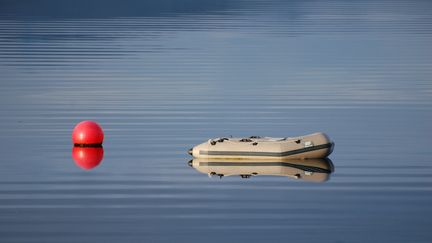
[189,158,334,182]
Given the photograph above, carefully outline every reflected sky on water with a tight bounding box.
[1,0,432,242]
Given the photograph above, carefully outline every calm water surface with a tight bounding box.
[1,0,432,242]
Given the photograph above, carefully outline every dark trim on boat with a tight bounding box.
[199,142,333,157]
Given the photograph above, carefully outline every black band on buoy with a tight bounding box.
[74,143,103,148]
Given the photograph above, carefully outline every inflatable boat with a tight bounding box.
[188,132,334,160]
[189,158,334,182]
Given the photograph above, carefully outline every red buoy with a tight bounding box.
[72,146,104,170]
[72,120,104,146]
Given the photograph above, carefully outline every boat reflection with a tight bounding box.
[189,158,334,182]
[72,146,104,170]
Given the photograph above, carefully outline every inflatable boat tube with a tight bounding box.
[189,158,334,182]
[189,132,334,160]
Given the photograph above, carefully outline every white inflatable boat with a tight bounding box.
[189,158,334,182]
[188,132,334,160]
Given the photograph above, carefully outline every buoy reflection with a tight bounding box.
[72,146,104,170]
[189,158,334,182]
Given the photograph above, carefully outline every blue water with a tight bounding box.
[1,0,432,242]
